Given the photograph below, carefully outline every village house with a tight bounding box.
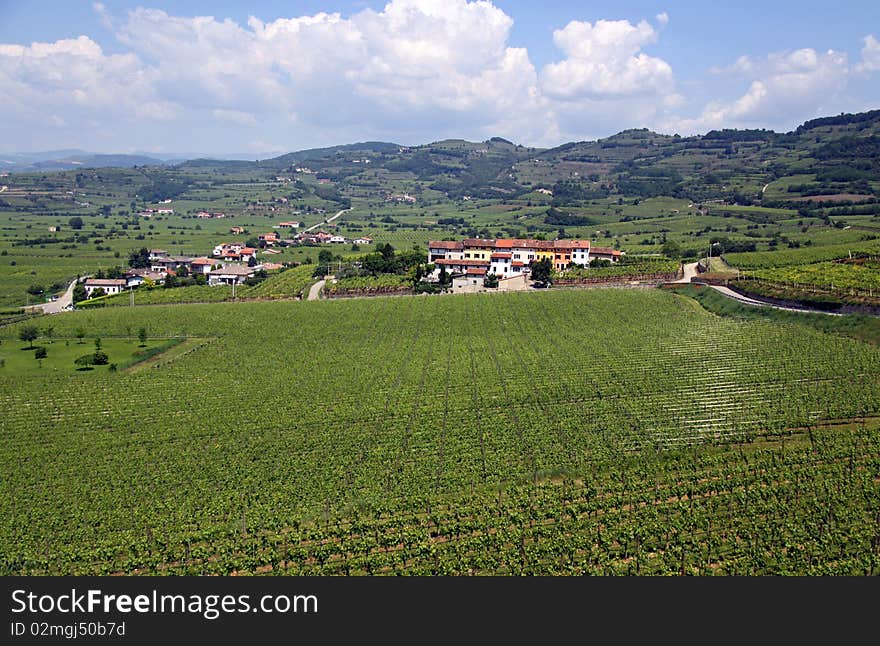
[213,242,244,257]
[277,221,300,228]
[428,237,611,278]
[329,234,346,244]
[151,255,194,273]
[230,226,245,235]
[189,257,215,274]
[208,264,255,286]
[258,232,279,246]
[353,236,373,245]
[125,269,166,287]
[83,278,127,297]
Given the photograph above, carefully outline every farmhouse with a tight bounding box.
[189,257,215,274]
[125,269,166,287]
[83,278,127,297]
[278,221,300,228]
[353,236,373,245]
[208,264,254,286]
[329,235,347,244]
[230,226,245,235]
[429,237,608,276]
[590,246,623,263]
[259,232,279,246]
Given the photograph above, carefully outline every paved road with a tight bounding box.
[303,207,351,233]
[24,277,79,314]
[307,279,326,301]
[708,284,842,316]
[672,261,700,283]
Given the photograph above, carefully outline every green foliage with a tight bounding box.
[530,257,553,285]
[72,282,87,303]
[128,247,150,269]
[18,325,39,347]
[2,291,880,574]
[34,347,47,360]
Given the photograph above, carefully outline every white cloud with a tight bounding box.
[856,34,880,72]
[212,109,258,126]
[656,12,669,28]
[540,18,673,100]
[665,48,849,134]
[0,35,177,129]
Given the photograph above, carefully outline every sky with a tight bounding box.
[1,0,878,156]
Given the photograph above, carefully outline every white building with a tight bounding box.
[83,278,127,297]
[208,265,254,286]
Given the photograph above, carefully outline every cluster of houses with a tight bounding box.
[81,247,265,297]
[138,207,174,217]
[196,211,226,218]
[427,237,622,285]
[386,193,417,203]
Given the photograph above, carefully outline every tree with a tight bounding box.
[530,258,553,287]
[27,284,44,296]
[661,240,682,259]
[128,247,150,269]
[484,273,499,288]
[438,264,451,287]
[72,282,87,303]
[68,216,84,230]
[247,255,257,268]
[92,351,109,365]
[75,327,86,344]
[138,327,147,347]
[19,325,39,349]
[34,346,47,361]
[91,287,106,298]
[43,326,54,344]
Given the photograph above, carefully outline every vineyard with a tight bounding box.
[1,289,879,574]
[325,273,412,297]
[747,260,880,294]
[724,239,880,270]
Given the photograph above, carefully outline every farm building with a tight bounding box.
[83,278,127,297]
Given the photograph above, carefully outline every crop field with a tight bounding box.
[748,260,880,293]
[724,239,880,269]
[2,289,879,574]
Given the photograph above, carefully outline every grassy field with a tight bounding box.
[2,289,879,574]
[0,335,183,375]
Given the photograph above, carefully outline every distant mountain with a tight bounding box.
[0,152,170,172]
[0,150,280,172]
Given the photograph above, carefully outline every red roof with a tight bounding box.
[494,239,514,248]
[462,238,496,248]
[240,247,256,254]
[591,246,622,256]
[512,261,524,267]
[491,253,512,259]
[428,240,464,250]
[190,257,214,265]
[466,267,488,275]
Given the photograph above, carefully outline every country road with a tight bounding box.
[24,277,79,314]
[307,279,325,301]
[677,262,842,316]
[303,207,351,233]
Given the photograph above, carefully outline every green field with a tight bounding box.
[2,289,879,574]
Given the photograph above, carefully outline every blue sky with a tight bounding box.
[1,1,878,156]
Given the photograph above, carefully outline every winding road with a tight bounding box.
[303,207,352,233]
[678,262,841,316]
[24,277,79,315]
[307,279,326,301]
